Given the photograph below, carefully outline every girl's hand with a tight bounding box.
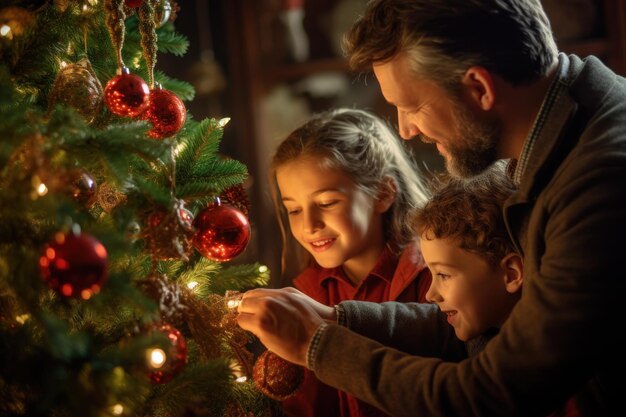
[236,287,334,366]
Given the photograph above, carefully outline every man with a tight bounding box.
[238,1,626,416]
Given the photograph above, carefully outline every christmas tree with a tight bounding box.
[0,1,283,415]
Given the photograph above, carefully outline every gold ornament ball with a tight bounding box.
[48,58,104,123]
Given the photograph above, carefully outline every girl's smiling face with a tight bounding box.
[276,157,389,283]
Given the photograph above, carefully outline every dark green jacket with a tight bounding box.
[312,54,626,417]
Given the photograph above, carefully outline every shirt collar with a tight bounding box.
[513,53,570,184]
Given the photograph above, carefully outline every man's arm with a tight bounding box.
[340,300,466,360]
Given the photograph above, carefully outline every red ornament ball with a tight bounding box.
[125,0,142,7]
[39,231,108,299]
[192,202,251,262]
[253,350,304,401]
[147,323,188,384]
[143,88,186,139]
[104,69,150,118]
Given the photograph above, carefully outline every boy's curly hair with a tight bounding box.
[412,162,518,265]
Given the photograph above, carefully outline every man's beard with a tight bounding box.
[443,102,502,178]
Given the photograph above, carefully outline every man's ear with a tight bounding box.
[461,66,496,111]
[375,177,397,213]
[500,252,523,294]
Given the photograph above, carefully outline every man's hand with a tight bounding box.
[237,287,336,366]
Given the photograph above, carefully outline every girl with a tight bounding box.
[269,108,432,417]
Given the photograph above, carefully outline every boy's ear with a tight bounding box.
[461,66,496,111]
[501,252,523,294]
[375,177,397,213]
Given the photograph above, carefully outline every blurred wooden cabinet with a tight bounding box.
[553,0,626,74]
[211,0,626,286]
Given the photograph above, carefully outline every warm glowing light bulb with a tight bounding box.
[230,359,247,382]
[218,117,230,127]
[80,288,93,300]
[258,265,268,273]
[15,314,30,324]
[37,183,48,196]
[227,299,240,309]
[111,404,124,415]
[148,348,167,368]
[0,25,11,37]
[187,281,198,290]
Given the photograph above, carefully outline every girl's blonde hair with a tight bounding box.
[269,108,430,273]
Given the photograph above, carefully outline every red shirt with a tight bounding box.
[282,243,431,417]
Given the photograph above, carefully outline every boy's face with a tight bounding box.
[276,158,388,283]
[421,236,520,341]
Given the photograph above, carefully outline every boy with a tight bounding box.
[414,164,577,416]
[413,163,522,351]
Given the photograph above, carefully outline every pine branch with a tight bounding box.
[154,70,195,101]
[145,360,234,416]
[125,15,189,58]
[155,31,189,57]
[127,176,173,208]
[176,118,222,183]
[207,263,270,295]
[175,120,249,201]
[175,257,221,298]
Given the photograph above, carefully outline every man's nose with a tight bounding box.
[398,110,420,140]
